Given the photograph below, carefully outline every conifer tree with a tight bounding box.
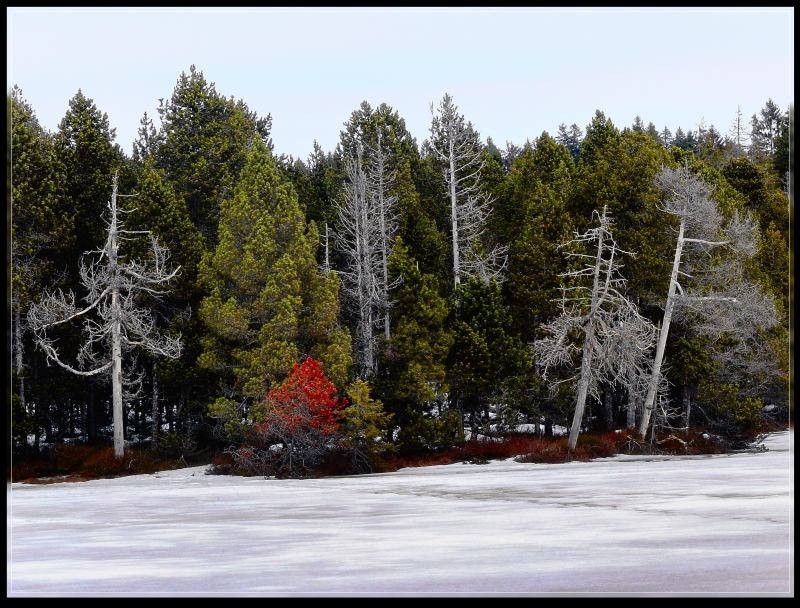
[379,239,452,439]
[497,135,575,342]
[199,138,351,441]
[11,87,72,444]
[54,90,125,258]
[556,123,584,163]
[125,168,206,444]
[448,277,531,439]
[341,379,394,471]
[153,65,271,247]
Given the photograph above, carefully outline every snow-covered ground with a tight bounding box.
[8,430,793,595]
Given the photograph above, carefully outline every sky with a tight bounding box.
[7,7,794,161]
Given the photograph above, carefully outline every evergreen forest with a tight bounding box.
[10,67,792,478]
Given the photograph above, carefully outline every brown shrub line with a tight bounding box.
[11,444,210,484]
[14,423,776,483]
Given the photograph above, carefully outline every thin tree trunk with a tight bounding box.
[638,215,686,437]
[151,364,160,449]
[603,384,614,431]
[449,142,460,288]
[88,385,96,444]
[567,213,607,450]
[568,325,597,450]
[682,385,692,432]
[14,307,26,416]
[627,398,637,429]
[110,182,124,457]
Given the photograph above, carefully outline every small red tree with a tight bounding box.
[259,357,344,434]
[244,357,346,477]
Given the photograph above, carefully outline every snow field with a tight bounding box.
[8,430,792,595]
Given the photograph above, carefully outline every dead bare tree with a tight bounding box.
[335,146,381,378]
[364,127,399,341]
[637,162,778,437]
[429,93,507,288]
[533,207,658,449]
[28,172,182,457]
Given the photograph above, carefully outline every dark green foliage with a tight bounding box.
[569,126,674,311]
[496,135,575,342]
[54,89,126,258]
[11,75,787,462]
[579,110,620,166]
[447,278,531,433]
[153,65,270,247]
[556,122,583,163]
[378,238,451,442]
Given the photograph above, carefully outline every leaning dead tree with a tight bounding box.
[533,207,658,450]
[28,172,182,457]
[637,162,778,438]
[429,93,507,288]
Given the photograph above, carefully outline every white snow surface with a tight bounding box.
[8,430,793,596]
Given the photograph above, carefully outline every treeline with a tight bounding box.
[10,66,790,464]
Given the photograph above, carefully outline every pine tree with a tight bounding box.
[11,86,72,447]
[153,65,270,247]
[728,105,749,157]
[341,379,394,471]
[749,98,784,160]
[660,126,673,149]
[448,277,531,439]
[497,134,575,342]
[379,238,452,440]
[54,90,126,255]
[125,168,207,445]
[556,123,583,164]
[199,138,351,441]
[581,111,620,166]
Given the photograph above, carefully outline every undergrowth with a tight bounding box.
[11,443,211,483]
[13,423,779,483]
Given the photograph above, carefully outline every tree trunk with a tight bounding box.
[111,292,124,457]
[449,144,460,288]
[603,384,614,431]
[626,401,635,429]
[568,326,596,450]
[87,385,96,444]
[13,307,26,417]
[151,365,160,449]
[682,384,692,432]
[639,215,686,437]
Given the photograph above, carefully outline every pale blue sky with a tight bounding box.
[8,7,794,161]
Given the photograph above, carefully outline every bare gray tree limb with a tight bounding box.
[429,93,507,288]
[28,172,182,456]
[534,207,658,449]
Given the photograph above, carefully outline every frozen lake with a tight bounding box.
[8,430,793,595]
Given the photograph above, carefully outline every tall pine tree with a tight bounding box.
[199,138,351,441]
